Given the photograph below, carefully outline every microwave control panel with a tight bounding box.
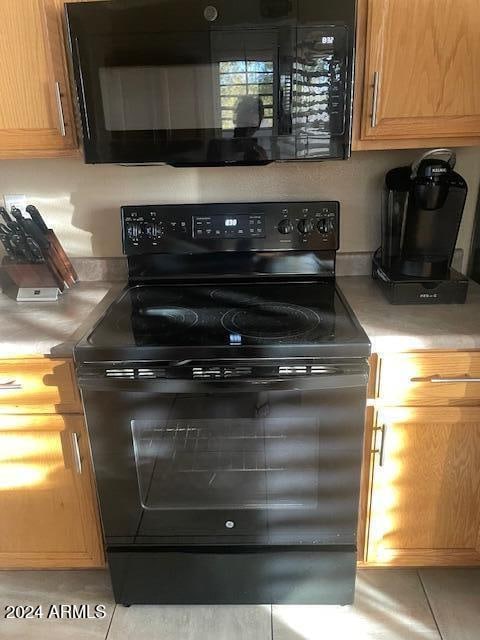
[121,202,339,254]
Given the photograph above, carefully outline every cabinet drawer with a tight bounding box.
[378,352,480,405]
[0,359,82,414]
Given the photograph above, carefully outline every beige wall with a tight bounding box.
[0,148,479,270]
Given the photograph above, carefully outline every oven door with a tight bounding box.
[66,1,352,164]
[78,364,368,545]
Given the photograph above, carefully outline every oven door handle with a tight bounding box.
[77,372,368,393]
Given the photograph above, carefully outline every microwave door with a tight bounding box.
[74,26,295,165]
[208,28,294,165]
[77,29,219,164]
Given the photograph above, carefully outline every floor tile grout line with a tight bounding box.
[417,570,444,640]
[104,603,117,640]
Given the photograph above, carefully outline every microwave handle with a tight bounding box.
[77,372,368,394]
[73,38,91,140]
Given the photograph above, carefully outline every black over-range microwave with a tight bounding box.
[65,0,356,166]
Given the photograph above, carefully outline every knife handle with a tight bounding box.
[0,233,15,259]
[10,207,22,221]
[26,205,49,234]
[26,238,45,263]
[0,207,12,226]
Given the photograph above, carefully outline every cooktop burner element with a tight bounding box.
[82,281,368,359]
[138,306,199,332]
[210,288,265,306]
[221,303,321,339]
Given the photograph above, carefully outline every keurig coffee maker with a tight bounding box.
[373,148,469,304]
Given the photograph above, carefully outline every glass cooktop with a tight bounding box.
[87,281,363,349]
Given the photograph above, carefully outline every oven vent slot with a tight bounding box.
[105,367,166,379]
[105,368,135,379]
[311,366,336,375]
[279,365,337,376]
[137,368,163,378]
[279,366,308,375]
[192,366,253,379]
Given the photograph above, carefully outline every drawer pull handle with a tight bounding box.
[373,424,387,467]
[71,432,83,475]
[371,71,380,128]
[0,379,23,390]
[412,376,480,383]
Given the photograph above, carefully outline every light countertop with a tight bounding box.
[0,276,480,358]
[0,282,123,359]
[337,276,480,353]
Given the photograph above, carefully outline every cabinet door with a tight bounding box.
[0,414,104,568]
[0,0,77,157]
[367,407,480,566]
[360,0,480,142]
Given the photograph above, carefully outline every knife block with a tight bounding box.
[1,259,62,301]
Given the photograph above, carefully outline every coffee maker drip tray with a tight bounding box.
[372,253,468,305]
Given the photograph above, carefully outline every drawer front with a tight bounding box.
[0,359,82,414]
[378,352,480,405]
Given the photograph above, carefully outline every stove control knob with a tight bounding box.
[127,223,141,240]
[297,218,313,234]
[317,218,329,234]
[277,219,293,235]
[144,223,155,238]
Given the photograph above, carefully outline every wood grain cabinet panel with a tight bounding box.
[0,414,104,568]
[0,358,82,414]
[353,0,480,150]
[378,352,480,406]
[366,407,480,566]
[0,0,78,158]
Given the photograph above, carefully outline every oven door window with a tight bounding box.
[132,416,318,511]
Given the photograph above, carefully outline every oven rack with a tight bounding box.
[140,422,288,474]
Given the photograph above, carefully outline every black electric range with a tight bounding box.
[75,202,370,606]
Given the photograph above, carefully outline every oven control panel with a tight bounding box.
[122,202,339,254]
[193,214,265,239]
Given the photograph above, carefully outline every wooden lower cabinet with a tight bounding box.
[365,407,480,566]
[0,413,104,568]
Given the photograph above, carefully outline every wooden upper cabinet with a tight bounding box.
[0,0,78,158]
[367,407,480,566]
[354,0,480,149]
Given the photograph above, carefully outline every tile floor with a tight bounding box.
[0,568,479,639]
